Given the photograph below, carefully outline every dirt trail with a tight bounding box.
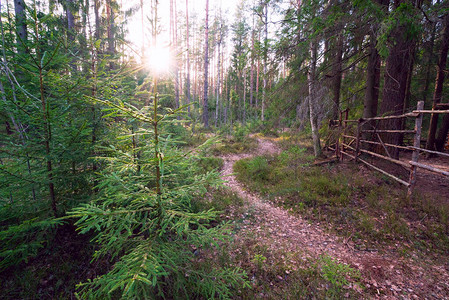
[220,137,449,299]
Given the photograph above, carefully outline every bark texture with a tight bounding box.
[202,0,209,127]
[427,14,449,151]
[378,0,416,158]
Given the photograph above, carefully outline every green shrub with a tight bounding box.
[232,124,250,143]
[212,137,258,155]
[234,156,271,183]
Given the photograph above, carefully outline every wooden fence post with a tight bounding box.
[335,129,340,159]
[408,101,424,196]
[338,111,343,161]
[340,109,349,161]
[355,119,362,162]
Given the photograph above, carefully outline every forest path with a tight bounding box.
[219,136,449,299]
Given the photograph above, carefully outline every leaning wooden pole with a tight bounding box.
[408,101,424,196]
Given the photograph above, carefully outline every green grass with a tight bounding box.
[211,137,258,155]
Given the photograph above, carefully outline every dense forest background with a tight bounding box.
[1,0,448,298]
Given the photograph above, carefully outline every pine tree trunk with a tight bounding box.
[378,0,416,159]
[243,68,247,122]
[362,0,388,148]
[256,41,260,109]
[14,0,27,46]
[363,33,381,120]
[308,41,322,157]
[106,0,115,69]
[94,0,101,40]
[262,1,268,122]
[140,0,145,55]
[331,32,343,120]
[202,0,209,127]
[66,0,75,40]
[66,0,76,72]
[215,35,221,127]
[250,9,255,110]
[422,22,437,104]
[185,0,191,114]
[436,116,449,151]
[170,0,180,116]
[427,14,449,151]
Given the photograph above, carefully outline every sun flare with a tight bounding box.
[146,45,172,75]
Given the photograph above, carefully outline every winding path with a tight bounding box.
[220,136,449,299]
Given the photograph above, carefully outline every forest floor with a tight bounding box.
[219,135,449,299]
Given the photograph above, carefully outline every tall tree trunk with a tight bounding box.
[295,0,302,123]
[243,68,247,122]
[436,116,449,152]
[215,33,221,127]
[224,74,228,125]
[221,44,225,123]
[140,0,145,56]
[170,0,180,116]
[66,0,76,72]
[14,0,27,47]
[94,0,101,40]
[250,7,255,110]
[363,0,389,121]
[422,22,437,104]
[250,33,255,109]
[256,39,260,109]
[66,0,75,40]
[427,13,449,151]
[331,31,343,120]
[185,0,191,114]
[202,0,209,127]
[262,1,268,121]
[308,41,322,157]
[80,0,89,72]
[378,0,416,158]
[362,0,388,149]
[106,0,115,69]
[363,33,381,120]
[14,0,27,83]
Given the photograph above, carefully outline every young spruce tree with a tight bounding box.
[69,73,249,298]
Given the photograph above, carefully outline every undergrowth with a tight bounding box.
[233,142,449,257]
[211,136,258,156]
[206,223,361,299]
[191,185,362,299]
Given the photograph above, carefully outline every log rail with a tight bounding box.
[328,101,449,196]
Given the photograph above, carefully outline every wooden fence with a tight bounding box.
[327,101,449,195]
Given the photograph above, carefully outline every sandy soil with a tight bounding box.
[220,136,449,299]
